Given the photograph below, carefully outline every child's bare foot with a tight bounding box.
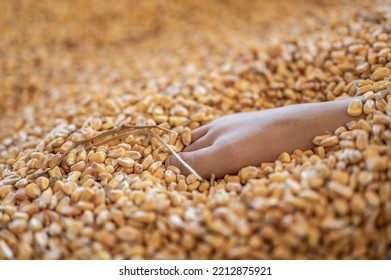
[166,98,361,179]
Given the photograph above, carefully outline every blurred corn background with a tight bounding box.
[0,0,391,259]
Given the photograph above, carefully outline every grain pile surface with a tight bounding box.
[1,0,391,259]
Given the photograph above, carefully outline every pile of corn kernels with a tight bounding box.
[0,0,390,259]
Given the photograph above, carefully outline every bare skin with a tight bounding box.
[166,98,363,179]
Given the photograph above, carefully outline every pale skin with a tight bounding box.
[166,98,362,179]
